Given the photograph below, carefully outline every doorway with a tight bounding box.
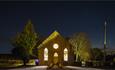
[53,52,58,64]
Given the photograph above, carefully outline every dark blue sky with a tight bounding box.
[0,1,115,53]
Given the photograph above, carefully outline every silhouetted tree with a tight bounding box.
[12,46,29,65]
[11,20,38,65]
[69,32,92,62]
[92,48,104,61]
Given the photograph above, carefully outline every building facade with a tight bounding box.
[37,31,74,66]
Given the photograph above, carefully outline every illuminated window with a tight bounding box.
[64,48,68,61]
[44,48,48,61]
[54,52,58,57]
[53,43,59,49]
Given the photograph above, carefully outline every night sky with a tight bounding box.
[0,1,115,53]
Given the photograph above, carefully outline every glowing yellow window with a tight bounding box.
[64,48,68,61]
[53,43,59,49]
[44,48,48,61]
[54,52,58,57]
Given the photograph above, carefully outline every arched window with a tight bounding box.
[44,48,48,61]
[64,48,68,61]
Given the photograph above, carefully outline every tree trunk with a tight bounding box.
[76,54,80,62]
[23,59,26,66]
[75,54,78,62]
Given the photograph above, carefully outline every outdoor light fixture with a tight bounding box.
[53,43,59,49]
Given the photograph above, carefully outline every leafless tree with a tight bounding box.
[69,32,93,62]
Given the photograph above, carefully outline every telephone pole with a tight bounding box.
[104,21,107,62]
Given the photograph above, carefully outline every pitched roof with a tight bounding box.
[38,30,61,49]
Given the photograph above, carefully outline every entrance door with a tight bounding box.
[53,52,58,64]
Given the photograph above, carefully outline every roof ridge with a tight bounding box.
[38,30,62,49]
[42,30,60,45]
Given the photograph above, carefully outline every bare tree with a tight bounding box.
[69,32,92,62]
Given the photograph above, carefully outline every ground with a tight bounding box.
[0,66,114,70]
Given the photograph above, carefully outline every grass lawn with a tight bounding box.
[0,59,36,69]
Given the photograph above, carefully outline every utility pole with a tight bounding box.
[104,21,107,62]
